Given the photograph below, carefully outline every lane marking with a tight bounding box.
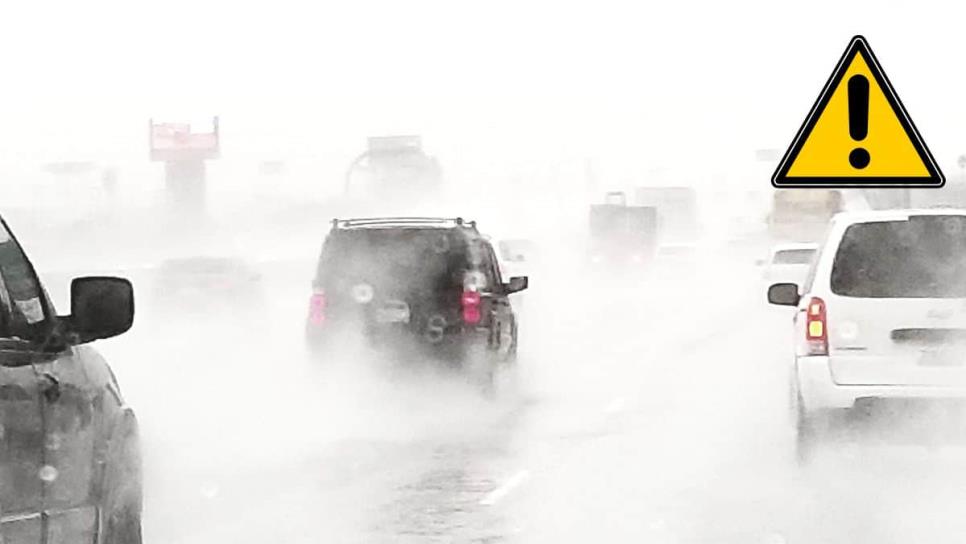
[480,470,530,506]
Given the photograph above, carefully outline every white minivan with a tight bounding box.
[768,209,966,462]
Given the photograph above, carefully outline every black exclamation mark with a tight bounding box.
[848,75,871,169]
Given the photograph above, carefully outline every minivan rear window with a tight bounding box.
[773,249,815,265]
[831,216,966,298]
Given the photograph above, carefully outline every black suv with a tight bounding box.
[306,217,527,379]
[0,218,140,544]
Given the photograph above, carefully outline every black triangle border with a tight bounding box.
[772,35,944,188]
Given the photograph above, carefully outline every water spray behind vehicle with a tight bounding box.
[344,135,443,207]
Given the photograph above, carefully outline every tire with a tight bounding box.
[102,502,142,544]
[504,320,519,366]
[479,366,497,399]
[305,326,329,359]
[101,418,143,544]
[796,404,817,466]
[787,375,799,427]
[796,401,832,467]
[467,348,497,398]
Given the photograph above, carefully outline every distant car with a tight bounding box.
[768,188,843,243]
[152,256,264,315]
[655,243,699,259]
[495,238,536,313]
[306,217,527,388]
[768,210,966,463]
[760,243,817,286]
[0,217,141,543]
[635,186,700,246]
[587,203,658,267]
[496,238,536,279]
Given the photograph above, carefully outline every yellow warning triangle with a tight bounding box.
[773,36,943,188]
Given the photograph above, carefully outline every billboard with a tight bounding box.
[150,116,220,162]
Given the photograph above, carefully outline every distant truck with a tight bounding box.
[634,186,700,248]
[587,192,659,266]
[344,135,443,199]
[767,189,843,242]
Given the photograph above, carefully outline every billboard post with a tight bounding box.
[149,116,219,220]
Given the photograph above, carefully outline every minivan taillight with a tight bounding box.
[805,296,828,356]
[461,290,481,325]
[308,290,327,325]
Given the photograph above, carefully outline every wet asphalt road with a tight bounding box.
[64,242,966,544]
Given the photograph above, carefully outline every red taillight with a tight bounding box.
[308,290,326,325]
[461,290,481,325]
[805,296,828,355]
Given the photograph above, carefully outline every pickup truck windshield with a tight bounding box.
[0,223,46,339]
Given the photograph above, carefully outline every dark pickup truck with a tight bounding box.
[587,202,659,267]
[0,216,140,544]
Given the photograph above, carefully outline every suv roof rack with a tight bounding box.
[331,217,478,230]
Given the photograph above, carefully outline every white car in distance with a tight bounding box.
[759,242,818,287]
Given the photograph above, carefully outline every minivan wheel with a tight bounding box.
[796,402,827,466]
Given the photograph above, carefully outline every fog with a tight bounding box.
[6,1,966,543]
[7,0,966,179]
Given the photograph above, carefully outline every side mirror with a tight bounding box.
[504,276,528,294]
[767,283,800,306]
[70,277,134,343]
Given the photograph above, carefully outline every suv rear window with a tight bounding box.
[773,249,815,265]
[831,216,966,298]
[317,229,466,293]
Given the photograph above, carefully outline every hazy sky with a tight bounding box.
[2,0,965,184]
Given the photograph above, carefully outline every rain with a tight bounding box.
[6,1,966,543]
